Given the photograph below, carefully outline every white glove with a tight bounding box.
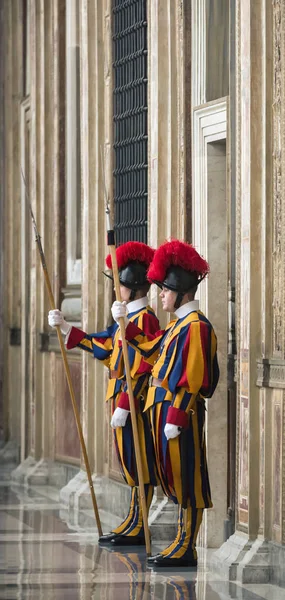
[48,309,71,336]
[164,424,181,440]
[110,407,129,428]
[111,301,129,325]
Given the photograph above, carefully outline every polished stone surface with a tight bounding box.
[1,476,285,599]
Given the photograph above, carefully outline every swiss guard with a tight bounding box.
[48,241,159,546]
[111,240,219,567]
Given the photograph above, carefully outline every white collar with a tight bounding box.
[127,296,148,313]
[175,300,199,319]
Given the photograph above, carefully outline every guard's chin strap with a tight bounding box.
[129,289,137,301]
[174,292,184,309]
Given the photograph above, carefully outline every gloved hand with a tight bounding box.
[110,407,129,428]
[164,423,181,440]
[48,309,72,336]
[111,301,129,325]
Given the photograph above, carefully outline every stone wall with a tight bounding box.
[1,1,285,582]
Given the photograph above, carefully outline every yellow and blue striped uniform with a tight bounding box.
[124,307,219,559]
[125,309,219,509]
[66,305,160,538]
[66,305,159,488]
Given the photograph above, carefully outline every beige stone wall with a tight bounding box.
[219,1,285,577]
[234,0,285,548]
[1,0,285,564]
[1,0,23,451]
[0,0,192,489]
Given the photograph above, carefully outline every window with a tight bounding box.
[112,0,148,244]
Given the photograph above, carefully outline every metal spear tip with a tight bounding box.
[21,166,40,240]
[20,166,26,184]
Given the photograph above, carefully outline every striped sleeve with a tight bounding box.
[135,311,160,374]
[125,321,165,365]
[66,325,114,366]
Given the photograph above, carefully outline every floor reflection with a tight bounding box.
[0,479,285,599]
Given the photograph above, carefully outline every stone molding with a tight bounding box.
[61,285,82,322]
[44,331,81,354]
[211,533,270,583]
[192,97,227,314]
[256,359,285,389]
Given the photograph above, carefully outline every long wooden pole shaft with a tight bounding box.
[36,243,102,537]
[109,243,151,556]
[22,167,102,536]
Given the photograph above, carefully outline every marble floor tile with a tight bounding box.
[0,513,33,532]
[0,472,285,600]
[241,584,285,600]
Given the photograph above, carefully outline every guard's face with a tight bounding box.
[119,285,131,303]
[159,287,177,312]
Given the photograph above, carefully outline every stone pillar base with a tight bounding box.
[8,455,178,542]
[11,457,50,485]
[0,441,20,481]
[0,440,19,463]
[148,492,178,540]
[11,456,38,483]
[59,471,177,540]
[10,456,79,487]
[268,542,285,587]
[210,532,270,583]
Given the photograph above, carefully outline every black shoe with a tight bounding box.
[147,553,162,564]
[153,555,197,568]
[98,532,118,544]
[111,534,146,546]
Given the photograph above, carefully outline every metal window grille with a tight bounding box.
[112,0,148,245]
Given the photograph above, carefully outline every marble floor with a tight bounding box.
[0,475,285,599]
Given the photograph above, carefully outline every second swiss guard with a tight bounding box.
[48,241,160,546]
[112,240,219,567]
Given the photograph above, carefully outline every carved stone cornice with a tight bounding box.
[46,331,81,355]
[256,358,285,389]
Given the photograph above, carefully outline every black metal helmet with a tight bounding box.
[104,242,154,300]
[156,265,199,293]
[118,261,149,290]
[147,241,209,309]
[154,265,199,309]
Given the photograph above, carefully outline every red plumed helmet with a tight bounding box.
[147,240,209,292]
[105,241,155,291]
[106,241,154,270]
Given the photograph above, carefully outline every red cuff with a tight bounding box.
[166,406,189,429]
[118,391,139,411]
[66,327,86,349]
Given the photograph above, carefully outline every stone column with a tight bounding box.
[148,0,187,321]
[191,0,229,548]
[212,0,274,583]
[0,2,5,448]
[59,0,111,513]
[146,0,191,533]
[0,0,23,467]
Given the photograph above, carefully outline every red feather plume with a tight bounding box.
[106,241,155,270]
[147,240,209,282]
